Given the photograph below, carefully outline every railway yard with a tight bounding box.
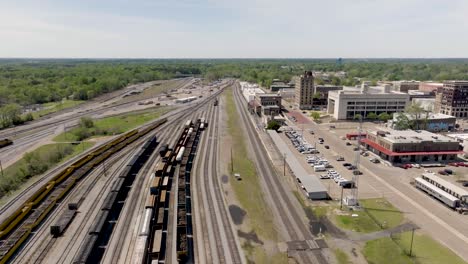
[0,79,243,264]
[1,78,467,264]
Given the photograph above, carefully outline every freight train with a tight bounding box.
[141,119,203,264]
[0,118,167,264]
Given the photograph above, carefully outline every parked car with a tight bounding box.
[353,170,362,175]
[320,174,330,179]
[444,169,453,175]
[346,142,352,146]
[324,145,330,149]
[370,158,380,164]
[343,163,352,167]
[309,130,314,135]
[438,170,448,175]
[353,147,359,151]
[463,182,468,187]
[400,164,412,169]
[336,156,345,161]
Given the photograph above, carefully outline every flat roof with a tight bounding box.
[415,177,459,202]
[422,173,468,198]
[393,113,455,120]
[258,93,281,97]
[446,133,468,141]
[368,129,459,144]
[268,131,328,197]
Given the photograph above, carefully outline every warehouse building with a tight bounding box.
[268,131,328,199]
[362,129,463,163]
[327,84,410,120]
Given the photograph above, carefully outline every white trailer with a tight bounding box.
[176,147,185,162]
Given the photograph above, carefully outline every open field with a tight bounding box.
[394,231,467,264]
[334,248,352,264]
[0,141,94,204]
[334,198,405,233]
[224,88,281,262]
[363,237,412,264]
[31,100,84,119]
[360,198,404,229]
[53,107,171,142]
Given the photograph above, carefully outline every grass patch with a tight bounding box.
[335,211,381,233]
[363,237,412,264]
[394,231,467,264]
[334,198,404,233]
[224,87,278,242]
[32,100,84,119]
[334,248,352,264]
[0,142,94,202]
[360,198,404,229]
[53,107,171,142]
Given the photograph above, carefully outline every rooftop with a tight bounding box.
[369,128,459,144]
[268,131,327,197]
[393,113,455,121]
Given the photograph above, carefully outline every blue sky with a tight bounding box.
[0,0,467,58]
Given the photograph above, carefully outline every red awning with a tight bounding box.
[361,138,464,157]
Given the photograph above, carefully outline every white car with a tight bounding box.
[320,174,330,179]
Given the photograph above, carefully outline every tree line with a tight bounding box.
[2,58,468,129]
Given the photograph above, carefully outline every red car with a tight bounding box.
[400,164,412,169]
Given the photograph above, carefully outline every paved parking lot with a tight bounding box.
[284,111,468,261]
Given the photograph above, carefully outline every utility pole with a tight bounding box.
[0,160,3,177]
[283,153,286,176]
[340,187,344,210]
[409,228,415,256]
[231,147,234,173]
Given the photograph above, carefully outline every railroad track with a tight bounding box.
[0,80,231,264]
[0,79,227,220]
[232,83,327,264]
[194,101,243,263]
[14,145,136,264]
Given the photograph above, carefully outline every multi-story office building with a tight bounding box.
[312,85,343,107]
[435,81,468,118]
[327,84,410,120]
[362,129,463,163]
[295,71,315,109]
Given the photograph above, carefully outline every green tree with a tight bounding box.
[23,112,34,122]
[405,102,426,129]
[366,112,378,120]
[79,117,94,128]
[378,112,392,122]
[0,103,22,128]
[266,120,281,131]
[393,113,410,129]
[310,111,321,120]
[354,114,362,120]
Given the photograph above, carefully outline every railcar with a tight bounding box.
[415,177,460,208]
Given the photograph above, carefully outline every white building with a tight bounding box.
[327,84,410,120]
[240,81,264,102]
